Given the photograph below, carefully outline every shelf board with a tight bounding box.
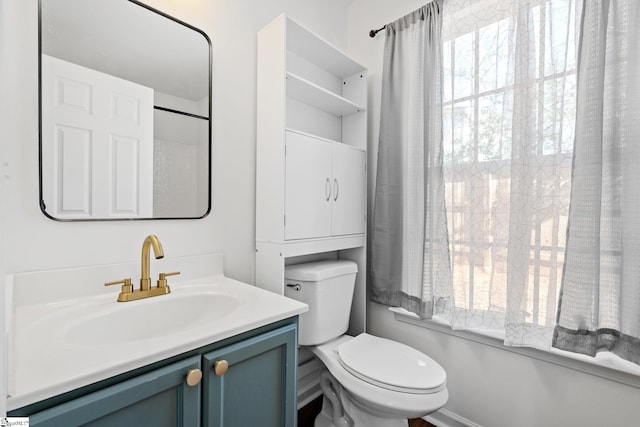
[281,234,366,257]
[285,128,366,153]
[286,72,365,117]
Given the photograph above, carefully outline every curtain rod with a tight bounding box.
[370,2,432,38]
[369,25,386,38]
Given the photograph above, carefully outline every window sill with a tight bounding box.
[389,307,640,389]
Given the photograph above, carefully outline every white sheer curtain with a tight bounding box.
[370,0,452,319]
[434,0,578,349]
[371,0,582,349]
[372,0,579,349]
[553,0,640,364]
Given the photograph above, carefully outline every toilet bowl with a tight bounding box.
[313,334,448,422]
[285,260,448,426]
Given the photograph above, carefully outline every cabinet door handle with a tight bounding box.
[333,179,339,201]
[325,178,331,201]
[185,369,203,387]
[214,360,229,376]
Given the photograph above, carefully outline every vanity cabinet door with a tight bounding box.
[202,324,297,427]
[27,356,201,427]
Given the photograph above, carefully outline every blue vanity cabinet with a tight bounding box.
[9,318,299,427]
[27,356,201,427]
[202,323,298,427]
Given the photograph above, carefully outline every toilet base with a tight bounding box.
[314,371,408,427]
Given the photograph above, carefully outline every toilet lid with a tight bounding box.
[337,334,446,394]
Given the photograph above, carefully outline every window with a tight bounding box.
[440,0,577,335]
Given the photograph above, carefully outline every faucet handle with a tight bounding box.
[105,278,133,295]
[157,271,180,288]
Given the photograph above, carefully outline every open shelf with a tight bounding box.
[286,72,365,117]
[286,19,365,79]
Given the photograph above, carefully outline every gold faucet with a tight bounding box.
[140,234,164,291]
[105,235,180,302]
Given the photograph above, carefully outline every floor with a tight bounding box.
[409,419,437,427]
[298,396,437,427]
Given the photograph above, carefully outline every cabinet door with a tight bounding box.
[331,143,366,236]
[27,356,201,427]
[285,131,332,240]
[202,324,298,427]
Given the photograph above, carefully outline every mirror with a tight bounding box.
[39,0,211,220]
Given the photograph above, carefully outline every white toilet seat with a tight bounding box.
[337,333,446,394]
[311,334,448,419]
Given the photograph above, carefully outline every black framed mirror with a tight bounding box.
[39,0,212,220]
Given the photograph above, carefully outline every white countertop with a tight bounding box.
[6,254,307,411]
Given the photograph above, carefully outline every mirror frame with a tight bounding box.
[38,0,213,221]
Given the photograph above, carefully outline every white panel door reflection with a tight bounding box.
[41,54,153,219]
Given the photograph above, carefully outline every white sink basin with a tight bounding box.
[10,269,307,411]
[65,291,240,345]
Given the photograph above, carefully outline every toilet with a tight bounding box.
[285,260,448,427]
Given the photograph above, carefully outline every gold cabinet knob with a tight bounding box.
[185,369,203,387]
[214,360,229,376]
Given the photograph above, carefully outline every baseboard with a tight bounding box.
[424,408,482,427]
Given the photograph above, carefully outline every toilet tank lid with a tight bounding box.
[285,260,357,282]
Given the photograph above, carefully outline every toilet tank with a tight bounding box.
[284,260,357,346]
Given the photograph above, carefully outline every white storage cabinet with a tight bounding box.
[255,15,367,335]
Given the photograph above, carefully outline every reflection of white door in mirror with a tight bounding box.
[41,54,154,219]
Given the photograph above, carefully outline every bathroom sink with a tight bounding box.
[8,255,308,411]
[64,290,240,346]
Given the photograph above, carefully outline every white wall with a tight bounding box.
[1,0,349,413]
[346,1,640,426]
